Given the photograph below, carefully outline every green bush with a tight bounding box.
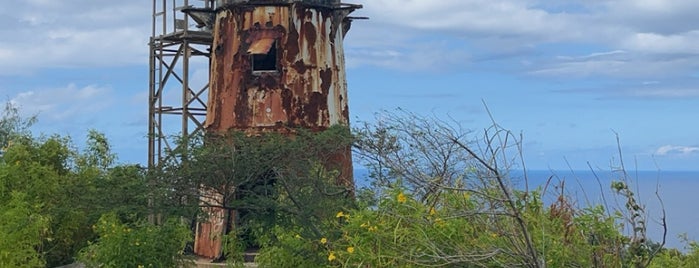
[325,187,506,267]
[0,191,49,268]
[320,184,631,267]
[649,240,699,268]
[254,226,331,268]
[78,213,192,267]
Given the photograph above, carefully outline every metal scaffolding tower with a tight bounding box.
[149,0,214,168]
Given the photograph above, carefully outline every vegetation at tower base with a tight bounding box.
[152,125,356,264]
[77,212,192,268]
[6,103,699,267]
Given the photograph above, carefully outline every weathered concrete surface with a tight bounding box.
[206,3,358,132]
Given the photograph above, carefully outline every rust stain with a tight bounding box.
[194,191,226,259]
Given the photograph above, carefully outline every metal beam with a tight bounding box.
[149,0,214,169]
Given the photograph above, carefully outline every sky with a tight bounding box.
[1,0,699,171]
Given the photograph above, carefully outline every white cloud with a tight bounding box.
[656,145,699,156]
[620,31,699,54]
[625,88,699,98]
[10,83,113,122]
[363,0,576,39]
[0,0,697,79]
[556,50,628,61]
[600,0,699,34]
[348,0,699,76]
[0,27,148,75]
[347,45,471,71]
[528,49,699,79]
[0,0,149,74]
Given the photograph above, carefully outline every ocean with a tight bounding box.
[354,169,699,250]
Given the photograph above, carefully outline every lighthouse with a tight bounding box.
[182,0,362,259]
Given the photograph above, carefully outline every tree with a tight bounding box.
[153,126,355,262]
[0,191,49,268]
[0,101,36,153]
[0,104,170,266]
[0,130,122,266]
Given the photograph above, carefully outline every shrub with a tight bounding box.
[0,192,49,268]
[254,226,330,268]
[78,213,192,267]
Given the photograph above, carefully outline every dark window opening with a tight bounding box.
[249,39,277,72]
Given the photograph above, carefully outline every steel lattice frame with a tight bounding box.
[149,0,214,168]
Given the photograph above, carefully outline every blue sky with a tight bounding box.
[2,0,699,171]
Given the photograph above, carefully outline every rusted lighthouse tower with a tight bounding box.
[205,0,361,184]
[185,0,362,259]
[206,0,361,133]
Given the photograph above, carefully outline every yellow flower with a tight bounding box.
[294,234,301,239]
[491,232,498,238]
[360,222,369,228]
[397,193,407,203]
[434,218,445,227]
[328,251,336,261]
[429,207,436,216]
[368,226,378,232]
[463,192,471,200]
[347,246,355,254]
[336,211,345,218]
[320,237,327,244]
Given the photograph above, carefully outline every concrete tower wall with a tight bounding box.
[206,2,356,133]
